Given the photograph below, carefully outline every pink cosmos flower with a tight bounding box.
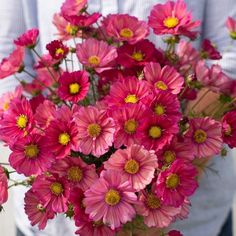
[185,117,223,158]
[135,189,180,228]
[111,104,147,148]
[63,13,101,28]
[226,17,236,39]
[34,53,60,69]
[32,174,70,213]
[117,39,159,68]
[34,100,56,129]
[84,170,137,229]
[102,14,149,44]
[0,166,8,205]
[104,145,157,191]
[58,71,90,103]
[157,137,194,167]
[61,0,87,17]
[173,198,190,221]
[0,86,22,117]
[9,134,52,176]
[201,39,222,60]
[144,62,184,95]
[24,189,55,230]
[76,38,117,73]
[138,116,179,152]
[76,221,116,236]
[148,0,200,39]
[0,46,24,79]
[75,106,115,156]
[105,76,151,108]
[176,40,200,72]
[156,159,198,207]
[14,28,39,48]
[50,157,98,190]
[44,116,78,159]
[222,111,236,148]
[53,13,81,41]
[168,230,183,236]
[0,98,34,143]
[195,61,231,93]
[143,92,181,123]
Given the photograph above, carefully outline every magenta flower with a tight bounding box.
[50,157,98,190]
[195,61,231,93]
[138,116,179,152]
[185,117,223,158]
[46,40,69,60]
[117,39,158,68]
[148,0,200,39]
[58,71,90,103]
[32,174,70,213]
[104,145,158,191]
[111,104,147,148]
[76,38,117,73]
[144,62,184,95]
[226,17,236,39]
[75,106,115,156]
[0,166,8,205]
[9,134,52,176]
[105,76,151,108]
[102,14,149,44]
[0,46,24,79]
[84,170,137,229]
[24,189,55,230]
[14,28,39,48]
[222,111,236,148]
[0,98,34,143]
[201,39,222,60]
[135,190,180,228]
[61,0,87,17]
[34,100,56,129]
[156,159,198,207]
[157,137,195,167]
[143,92,181,123]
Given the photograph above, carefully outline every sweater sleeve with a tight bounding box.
[0,0,36,94]
[202,0,236,78]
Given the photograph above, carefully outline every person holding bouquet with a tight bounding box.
[0,0,236,236]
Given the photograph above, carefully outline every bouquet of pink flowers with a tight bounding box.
[1,0,236,235]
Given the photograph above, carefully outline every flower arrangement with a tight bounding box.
[0,0,236,235]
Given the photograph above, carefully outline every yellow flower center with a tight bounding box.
[149,126,162,139]
[3,102,9,111]
[155,81,168,91]
[132,51,144,61]
[88,55,100,66]
[124,94,138,104]
[124,119,137,134]
[163,150,176,165]
[124,159,140,174]
[58,132,70,145]
[16,115,28,129]
[69,83,80,95]
[24,144,39,159]
[225,125,232,136]
[194,129,207,144]
[120,28,134,38]
[65,24,79,35]
[146,193,161,209]
[230,31,236,40]
[154,104,165,115]
[166,173,180,189]
[50,182,64,195]
[105,189,121,206]
[55,48,64,55]
[163,17,179,28]
[87,123,101,138]
[67,166,83,182]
